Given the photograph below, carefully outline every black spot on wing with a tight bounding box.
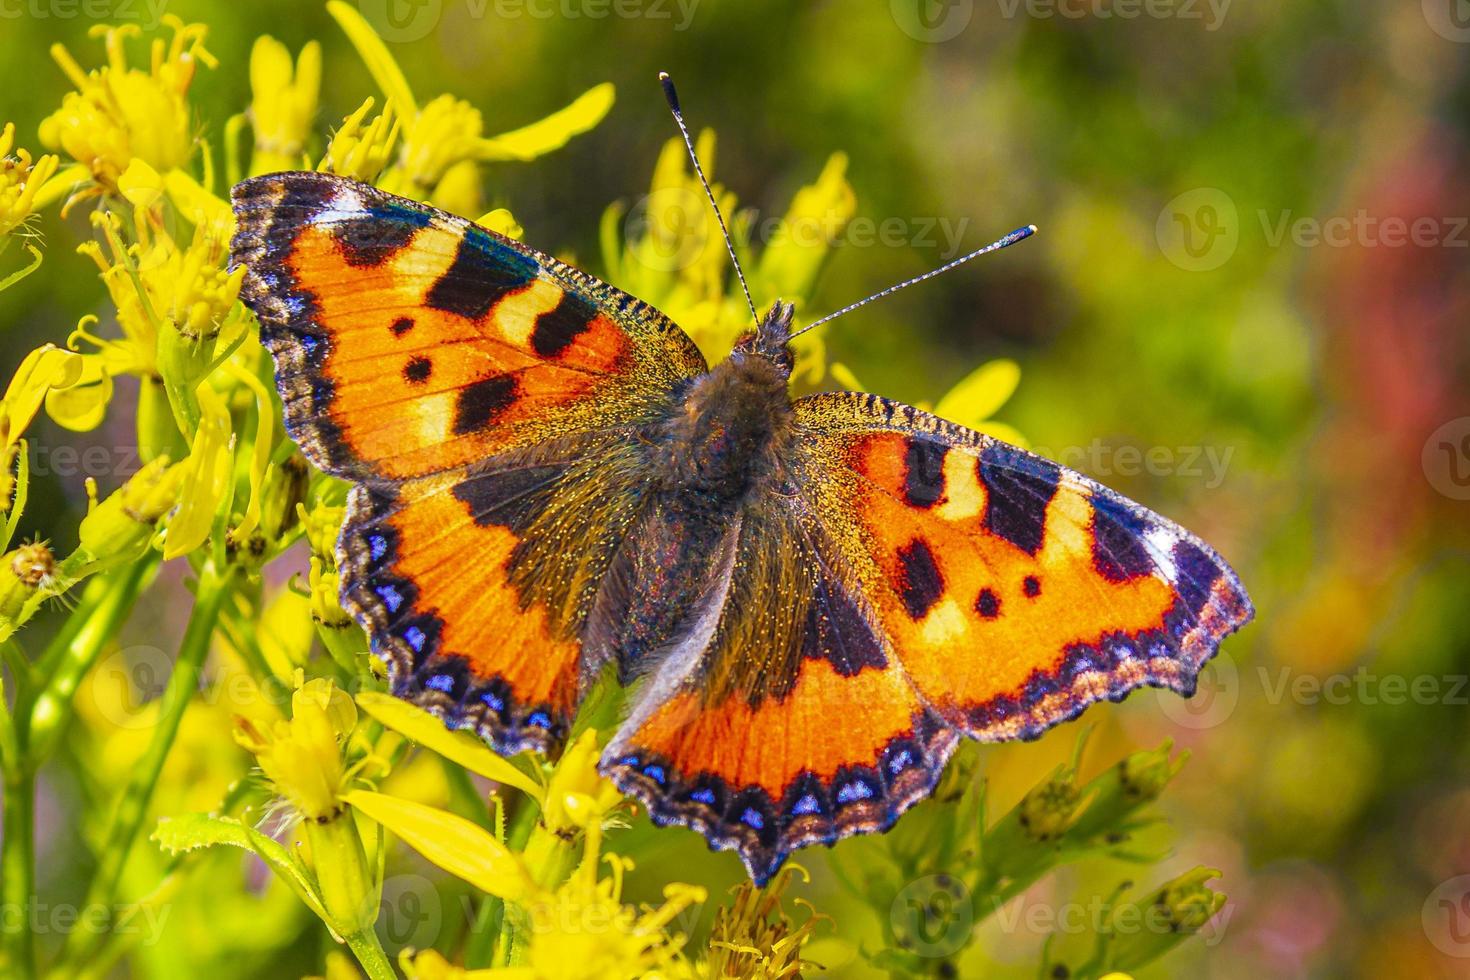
[978,444,1061,555]
[531,291,597,357]
[332,204,430,267]
[975,588,1000,618]
[803,573,887,676]
[451,463,565,533]
[403,357,432,384]
[902,438,947,508]
[1090,493,1154,582]
[895,538,944,620]
[1023,575,1041,598]
[1172,540,1223,616]
[425,229,538,320]
[452,374,517,435]
[390,316,415,336]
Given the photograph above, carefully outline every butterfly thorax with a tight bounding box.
[659,347,794,504]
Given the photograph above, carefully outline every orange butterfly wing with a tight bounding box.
[232,172,705,483]
[603,391,1252,882]
[793,391,1253,740]
[231,173,704,752]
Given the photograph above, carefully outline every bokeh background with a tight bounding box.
[2,1,1469,977]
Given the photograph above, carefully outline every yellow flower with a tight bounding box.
[542,728,623,835]
[607,134,853,382]
[326,1,614,210]
[319,98,401,184]
[40,17,216,192]
[236,676,381,938]
[519,856,705,980]
[76,454,188,564]
[0,123,62,239]
[247,36,322,175]
[706,866,825,980]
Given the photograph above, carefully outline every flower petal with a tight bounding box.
[935,358,1022,429]
[356,691,544,802]
[343,789,541,901]
[476,83,615,162]
[327,0,419,119]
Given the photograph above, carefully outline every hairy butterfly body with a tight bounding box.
[231,170,1252,883]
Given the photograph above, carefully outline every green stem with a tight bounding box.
[58,562,234,969]
[28,557,155,764]
[468,795,540,968]
[1,764,35,980]
[344,926,397,980]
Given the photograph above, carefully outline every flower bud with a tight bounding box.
[78,455,185,563]
[1018,771,1083,843]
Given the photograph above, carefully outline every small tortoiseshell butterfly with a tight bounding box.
[229,80,1252,884]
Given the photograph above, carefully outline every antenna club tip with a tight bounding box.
[1026,223,1038,234]
[658,72,680,112]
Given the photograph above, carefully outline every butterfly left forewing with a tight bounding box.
[791,390,1254,741]
[231,172,706,483]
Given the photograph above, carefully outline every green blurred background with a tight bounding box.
[3,0,1469,976]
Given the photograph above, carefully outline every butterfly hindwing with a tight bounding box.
[792,391,1254,741]
[337,431,653,754]
[601,492,958,883]
[230,172,706,483]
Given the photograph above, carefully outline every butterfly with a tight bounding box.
[230,131,1251,885]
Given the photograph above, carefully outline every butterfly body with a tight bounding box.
[231,172,1253,884]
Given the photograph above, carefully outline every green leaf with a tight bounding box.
[356,691,544,801]
[152,813,330,922]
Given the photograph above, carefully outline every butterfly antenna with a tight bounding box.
[788,224,1038,339]
[658,71,759,327]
